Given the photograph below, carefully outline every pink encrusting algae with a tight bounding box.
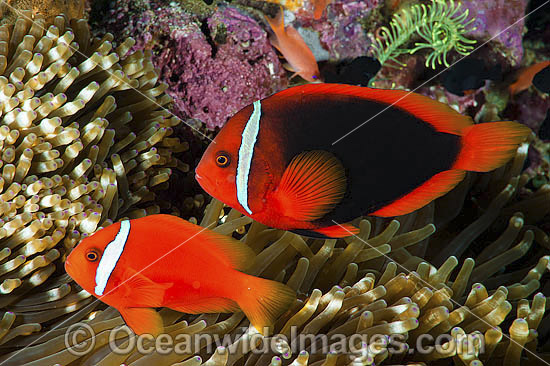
[97,0,288,129]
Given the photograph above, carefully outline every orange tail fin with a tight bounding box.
[236,274,295,335]
[453,121,531,172]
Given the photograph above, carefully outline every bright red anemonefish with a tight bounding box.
[195,83,531,239]
[65,214,295,336]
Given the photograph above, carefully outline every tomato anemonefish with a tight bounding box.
[195,83,531,239]
[65,214,295,336]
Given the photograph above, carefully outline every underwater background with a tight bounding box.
[0,0,549,364]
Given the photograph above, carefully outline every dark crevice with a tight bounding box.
[200,20,218,58]
[248,56,262,66]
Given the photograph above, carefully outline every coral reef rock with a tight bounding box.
[461,0,529,67]
[297,0,380,60]
[95,0,288,129]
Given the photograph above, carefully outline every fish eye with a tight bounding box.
[86,249,100,262]
[215,152,231,168]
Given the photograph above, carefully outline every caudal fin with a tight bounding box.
[453,121,531,172]
[236,275,295,335]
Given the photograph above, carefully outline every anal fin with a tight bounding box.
[372,170,466,217]
[167,297,239,314]
[119,307,163,336]
[292,224,359,239]
[314,223,359,238]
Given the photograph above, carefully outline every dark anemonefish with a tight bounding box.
[442,58,502,96]
[195,83,531,239]
[533,63,550,94]
[65,214,295,336]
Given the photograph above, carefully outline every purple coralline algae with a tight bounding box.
[295,0,380,60]
[417,85,483,116]
[508,92,550,134]
[460,0,528,67]
[98,1,287,129]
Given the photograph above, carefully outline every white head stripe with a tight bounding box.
[94,220,131,296]
[236,100,262,214]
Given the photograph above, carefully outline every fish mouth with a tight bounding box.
[64,259,74,278]
[195,170,214,191]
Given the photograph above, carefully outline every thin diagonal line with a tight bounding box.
[2,5,215,143]
[332,0,550,145]
[332,220,550,365]
[0,221,216,364]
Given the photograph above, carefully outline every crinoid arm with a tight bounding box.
[371,0,477,69]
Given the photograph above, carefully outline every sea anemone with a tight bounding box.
[1,140,549,365]
[0,6,549,366]
[0,9,185,347]
[0,0,86,24]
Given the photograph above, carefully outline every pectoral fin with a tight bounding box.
[272,150,346,222]
[292,223,359,238]
[120,269,172,307]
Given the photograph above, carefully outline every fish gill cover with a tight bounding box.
[0,0,549,366]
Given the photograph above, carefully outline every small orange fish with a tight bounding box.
[509,60,550,95]
[65,215,295,336]
[265,8,320,82]
[312,0,333,19]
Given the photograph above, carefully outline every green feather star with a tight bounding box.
[372,0,477,69]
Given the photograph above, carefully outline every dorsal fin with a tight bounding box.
[273,83,473,135]
[134,215,256,271]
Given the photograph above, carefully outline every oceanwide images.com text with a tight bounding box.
[64,323,485,359]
